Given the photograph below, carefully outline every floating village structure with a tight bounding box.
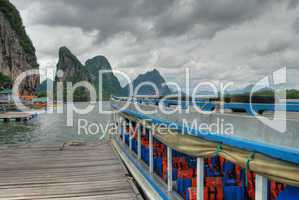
[0,89,12,104]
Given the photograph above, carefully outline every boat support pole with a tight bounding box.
[197,157,204,200]
[121,117,125,143]
[129,120,132,151]
[112,112,116,140]
[167,146,173,192]
[118,115,122,139]
[137,124,141,160]
[149,129,154,174]
[255,174,268,200]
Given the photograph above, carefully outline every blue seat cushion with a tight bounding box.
[224,186,244,200]
[277,186,299,200]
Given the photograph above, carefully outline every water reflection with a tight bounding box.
[0,102,112,144]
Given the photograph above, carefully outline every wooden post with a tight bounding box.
[137,124,141,160]
[167,146,173,192]
[255,174,268,200]
[149,129,154,174]
[197,157,204,200]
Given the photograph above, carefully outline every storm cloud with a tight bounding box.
[11,0,299,88]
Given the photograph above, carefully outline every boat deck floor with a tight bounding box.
[0,142,141,200]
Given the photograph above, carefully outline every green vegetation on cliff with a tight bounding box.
[287,89,299,99]
[0,0,38,68]
[85,56,124,100]
[56,47,90,83]
[55,47,91,102]
[123,69,171,96]
[251,89,299,99]
[0,72,12,87]
[55,47,124,101]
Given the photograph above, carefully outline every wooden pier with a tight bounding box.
[0,112,36,122]
[0,142,141,200]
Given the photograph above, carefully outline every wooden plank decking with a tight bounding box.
[0,142,141,200]
[0,112,35,122]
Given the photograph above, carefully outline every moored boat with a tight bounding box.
[111,97,299,200]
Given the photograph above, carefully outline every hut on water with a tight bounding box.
[0,89,13,103]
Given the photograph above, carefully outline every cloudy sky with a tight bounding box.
[11,0,299,89]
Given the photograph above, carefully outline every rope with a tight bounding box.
[214,143,222,156]
[245,152,255,187]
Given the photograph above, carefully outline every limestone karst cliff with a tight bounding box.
[0,0,39,94]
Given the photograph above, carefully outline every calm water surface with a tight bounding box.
[0,102,112,145]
